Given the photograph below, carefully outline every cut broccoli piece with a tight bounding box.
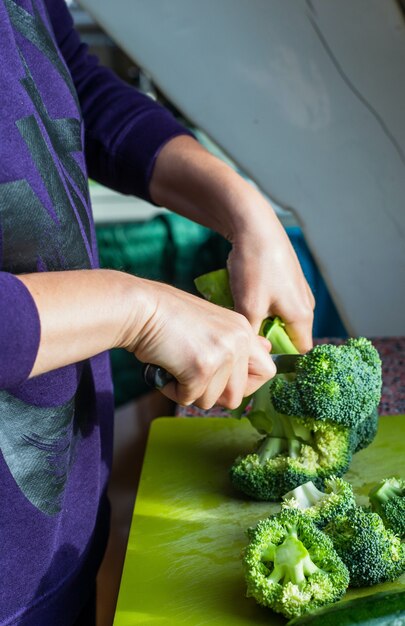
[369,477,405,538]
[230,395,353,501]
[270,338,382,428]
[324,507,405,587]
[281,477,356,527]
[243,509,349,619]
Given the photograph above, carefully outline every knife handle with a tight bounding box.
[143,353,300,390]
[143,363,175,390]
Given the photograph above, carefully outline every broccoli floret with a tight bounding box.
[281,477,356,527]
[369,477,405,538]
[270,339,382,428]
[324,507,405,587]
[243,509,349,619]
[230,415,352,501]
[229,376,352,501]
[349,407,379,453]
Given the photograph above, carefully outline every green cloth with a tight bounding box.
[96,213,230,406]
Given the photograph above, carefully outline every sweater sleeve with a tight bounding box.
[0,273,40,389]
[44,0,194,202]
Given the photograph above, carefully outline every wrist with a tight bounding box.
[112,272,157,352]
[149,135,279,244]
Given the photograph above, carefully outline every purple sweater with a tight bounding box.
[0,0,189,623]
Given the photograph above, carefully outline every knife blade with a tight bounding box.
[143,354,301,390]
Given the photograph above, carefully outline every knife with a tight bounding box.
[143,354,301,390]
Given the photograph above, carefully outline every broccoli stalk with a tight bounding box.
[263,528,321,585]
[256,435,300,461]
[282,477,356,527]
[262,316,299,355]
[283,481,329,509]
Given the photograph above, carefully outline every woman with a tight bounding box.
[0,0,314,623]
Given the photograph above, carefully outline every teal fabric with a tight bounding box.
[96,214,346,406]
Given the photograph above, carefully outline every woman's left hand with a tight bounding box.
[150,135,315,353]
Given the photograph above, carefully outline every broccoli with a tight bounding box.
[323,507,405,587]
[243,508,350,619]
[349,407,379,453]
[230,407,353,501]
[194,270,382,501]
[368,477,405,538]
[270,338,382,428]
[281,477,356,527]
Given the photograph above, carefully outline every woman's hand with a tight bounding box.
[19,269,275,410]
[123,279,276,409]
[150,136,315,354]
[226,189,315,353]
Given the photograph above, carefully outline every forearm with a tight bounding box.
[149,135,277,242]
[17,269,150,378]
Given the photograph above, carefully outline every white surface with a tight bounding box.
[79,0,405,336]
[90,183,167,224]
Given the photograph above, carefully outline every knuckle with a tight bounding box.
[176,384,204,407]
[223,394,244,410]
[192,356,209,378]
[293,304,314,323]
[195,397,215,411]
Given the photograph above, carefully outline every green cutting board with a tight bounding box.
[113,415,405,626]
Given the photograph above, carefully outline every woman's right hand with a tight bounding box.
[122,279,276,410]
[18,269,275,409]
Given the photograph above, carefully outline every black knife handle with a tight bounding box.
[143,353,300,390]
[143,363,175,390]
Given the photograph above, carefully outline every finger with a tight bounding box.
[258,335,272,352]
[194,360,236,410]
[284,314,314,354]
[215,354,249,410]
[285,282,315,353]
[245,338,277,395]
[159,365,213,407]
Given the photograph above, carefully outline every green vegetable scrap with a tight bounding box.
[243,508,349,619]
[369,476,405,538]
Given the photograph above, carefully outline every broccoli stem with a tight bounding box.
[288,439,303,459]
[264,528,321,585]
[257,436,290,461]
[284,482,327,509]
[248,384,312,442]
[261,317,300,355]
[369,479,403,505]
